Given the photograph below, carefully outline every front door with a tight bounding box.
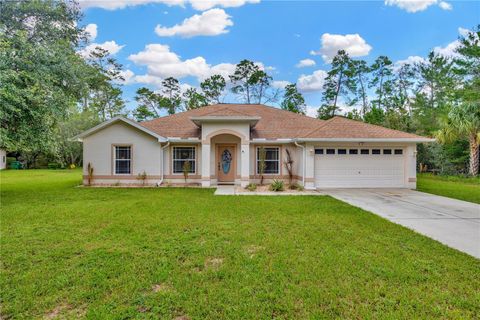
[217,145,236,183]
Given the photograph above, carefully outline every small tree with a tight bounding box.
[258,147,266,185]
[284,148,294,186]
[182,161,191,183]
[87,162,94,186]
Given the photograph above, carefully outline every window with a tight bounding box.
[338,149,347,155]
[315,149,324,155]
[257,147,280,174]
[114,146,131,174]
[394,149,403,155]
[349,149,358,155]
[372,149,381,155]
[326,149,335,155]
[361,149,370,155]
[173,147,196,174]
[383,149,392,155]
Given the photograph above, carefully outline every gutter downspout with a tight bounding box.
[294,140,306,187]
[158,141,170,186]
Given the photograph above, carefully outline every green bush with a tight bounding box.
[289,183,304,191]
[269,179,284,192]
[6,157,16,167]
[47,162,62,169]
[246,183,257,191]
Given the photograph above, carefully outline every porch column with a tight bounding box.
[201,143,211,187]
[304,143,316,190]
[240,143,250,187]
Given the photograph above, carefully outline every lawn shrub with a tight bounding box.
[246,183,257,191]
[269,179,284,191]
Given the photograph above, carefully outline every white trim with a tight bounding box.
[73,116,167,142]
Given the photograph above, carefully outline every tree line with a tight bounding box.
[0,1,478,175]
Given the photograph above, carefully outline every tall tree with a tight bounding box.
[161,77,181,114]
[349,59,370,116]
[436,103,480,175]
[230,59,259,104]
[412,52,458,134]
[250,69,277,104]
[280,83,306,114]
[133,87,165,121]
[369,56,394,110]
[0,0,88,157]
[183,88,207,110]
[318,50,353,119]
[200,74,226,104]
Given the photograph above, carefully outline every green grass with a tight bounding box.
[1,170,479,319]
[417,173,480,204]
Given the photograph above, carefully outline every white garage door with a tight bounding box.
[314,147,406,188]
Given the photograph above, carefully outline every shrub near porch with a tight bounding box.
[1,170,479,319]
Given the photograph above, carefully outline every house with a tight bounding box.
[0,149,6,170]
[74,104,433,189]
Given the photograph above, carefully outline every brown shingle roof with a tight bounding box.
[139,104,429,140]
[305,116,426,139]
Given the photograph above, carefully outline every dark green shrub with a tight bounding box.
[47,162,62,169]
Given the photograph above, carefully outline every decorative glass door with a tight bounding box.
[217,145,235,182]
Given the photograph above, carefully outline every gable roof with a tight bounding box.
[73,116,167,142]
[138,104,432,142]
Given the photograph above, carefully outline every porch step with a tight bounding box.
[214,185,236,195]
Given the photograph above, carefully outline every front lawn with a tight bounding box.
[417,173,480,204]
[1,170,479,319]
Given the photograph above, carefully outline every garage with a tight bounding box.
[314,147,406,188]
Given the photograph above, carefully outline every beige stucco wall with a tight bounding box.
[82,122,162,185]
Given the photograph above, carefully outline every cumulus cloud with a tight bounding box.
[393,55,426,71]
[128,43,242,85]
[305,105,318,118]
[311,33,372,63]
[155,9,233,37]
[189,0,260,11]
[79,40,125,57]
[78,0,259,11]
[296,58,316,68]
[272,80,291,89]
[84,23,97,41]
[78,0,185,10]
[384,0,452,13]
[297,70,328,92]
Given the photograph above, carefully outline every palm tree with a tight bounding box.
[436,103,480,175]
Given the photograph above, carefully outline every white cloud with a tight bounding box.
[78,0,185,10]
[311,33,372,63]
[433,40,459,57]
[394,55,426,71]
[297,70,328,92]
[189,0,260,11]
[79,40,125,57]
[78,0,259,11]
[128,43,240,84]
[458,27,470,37]
[296,58,316,68]
[155,9,232,37]
[438,1,452,10]
[84,23,97,41]
[118,69,136,84]
[384,0,452,13]
[272,80,290,89]
[305,105,318,118]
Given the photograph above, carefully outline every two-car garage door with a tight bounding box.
[314,147,406,188]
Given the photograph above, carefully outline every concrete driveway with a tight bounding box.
[322,189,480,259]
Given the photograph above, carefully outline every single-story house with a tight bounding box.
[74,104,433,189]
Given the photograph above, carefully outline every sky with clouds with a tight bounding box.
[78,0,479,117]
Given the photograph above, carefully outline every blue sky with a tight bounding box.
[79,0,479,116]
